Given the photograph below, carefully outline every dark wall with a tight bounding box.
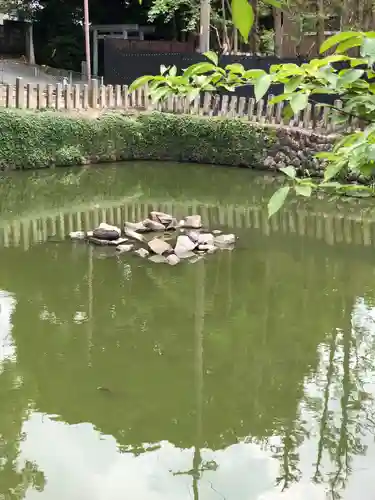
[0,20,27,57]
[104,39,338,104]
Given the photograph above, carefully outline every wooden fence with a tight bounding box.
[0,200,374,250]
[0,77,347,132]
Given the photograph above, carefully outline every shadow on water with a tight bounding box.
[0,163,375,499]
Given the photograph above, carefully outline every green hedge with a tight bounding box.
[0,109,275,170]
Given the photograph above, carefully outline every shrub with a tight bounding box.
[0,109,274,170]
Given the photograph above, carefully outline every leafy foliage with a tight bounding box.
[0,109,273,169]
[131,27,375,215]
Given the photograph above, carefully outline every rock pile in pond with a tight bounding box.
[69,212,236,265]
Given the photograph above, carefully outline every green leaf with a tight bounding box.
[324,162,345,181]
[320,32,363,54]
[269,93,291,104]
[290,93,309,113]
[244,69,266,79]
[169,65,177,77]
[183,62,217,77]
[361,37,375,58]
[262,0,281,6]
[338,69,364,86]
[279,166,296,179]
[295,184,312,197]
[320,181,342,188]
[254,74,272,101]
[284,76,303,93]
[268,186,290,218]
[232,0,254,41]
[129,75,153,92]
[336,37,362,53]
[225,63,245,74]
[204,51,218,66]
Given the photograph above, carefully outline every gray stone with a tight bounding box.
[198,233,214,245]
[93,228,120,241]
[98,222,121,237]
[187,231,200,243]
[183,215,202,229]
[69,231,86,240]
[214,234,236,247]
[134,248,149,258]
[88,237,112,246]
[125,227,146,243]
[166,218,179,230]
[116,244,134,253]
[174,235,197,255]
[148,238,172,255]
[166,253,180,266]
[148,254,167,264]
[150,211,178,230]
[142,218,166,232]
[198,244,217,254]
[177,250,196,259]
[124,221,148,232]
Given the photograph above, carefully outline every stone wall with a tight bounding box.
[260,124,336,176]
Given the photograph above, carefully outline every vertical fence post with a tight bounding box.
[15,77,24,108]
[90,79,98,109]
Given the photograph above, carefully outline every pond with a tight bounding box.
[1,162,375,500]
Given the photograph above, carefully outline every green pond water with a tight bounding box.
[1,162,375,500]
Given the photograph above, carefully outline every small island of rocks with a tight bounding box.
[69,211,236,265]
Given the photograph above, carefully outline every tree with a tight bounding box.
[131,0,375,216]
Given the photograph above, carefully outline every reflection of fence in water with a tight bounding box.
[0,201,374,249]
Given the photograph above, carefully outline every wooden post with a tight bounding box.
[247,98,255,121]
[37,84,44,109]
[15,77,24,108]
[26,83,33,108]
[83,84,89,108]
[64,84,72,109]
[123,85,129,109]
[73,84,80,109]
[55,83,62,110]
[90,79,98,108]
[107,85,114,108]
[115,84,122,107]
[46,84,53,107]
[5,84,12,107]
[99,85,106,108]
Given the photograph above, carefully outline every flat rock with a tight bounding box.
[116,244,134,253]
[124,221,148,232]
[198,233,214,245]
[177,250,196,259]
[125,227,146,243]
[93,228,120,241]
[175,235,197,255]
[187,231,200,243]
[212,229,222,235]
[198,244,217,253]
[148,254,167,264]
[98,222,121,237]
[150,211,174,227]
[134,248,149,258]
[166,253,180,266]
[69,231,86,240]
[183,215,202,229]
[142,218,166,232]
[88,237,112,246]
[148,238,172,255]
[214,234,236,247]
